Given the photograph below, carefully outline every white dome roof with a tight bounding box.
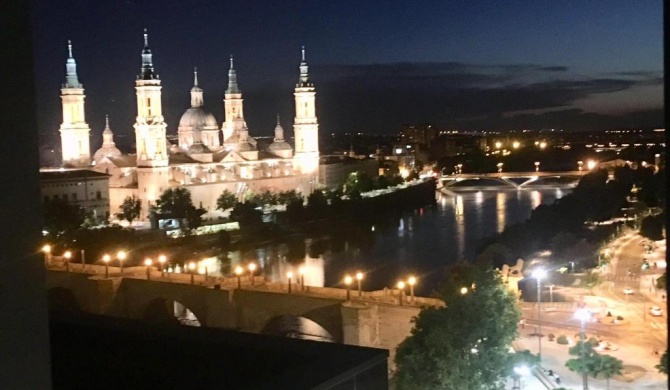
[93,146,122,161]
[267,141,292,151]
[179,107,218,128]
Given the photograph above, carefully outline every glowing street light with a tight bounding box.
[512,365,530,389]
[144,258,153,280]
[534,161,540,172]
[457,163,463,174]
[344,275,353,301]
[512,141,520,149]
[158,254,167,276]
[495,141,502,149]
[532,268,547,366]
[539,141,547,149]
[248,262,257,286]
[575,309,592,389]
[408,276,416,303]
[102,254,110,278]
[234,265,244,288]
[460,287,468,295]
[188,261,196,284]
[42,244,52,266]
[117,251,126,275]
[287,271,294,294]
[299,267,306,291]
[578,160,584,171]
[356,272,364,297]
[586,160,597,170]
[497,162,503,173]
[397,281,406,305]
[63,250,72,272]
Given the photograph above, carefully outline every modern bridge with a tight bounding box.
[440,170,589,193]
[46,264,442,368]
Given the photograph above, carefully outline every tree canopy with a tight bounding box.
[155,188,205,231]
[395,263,521,390]
[566,341,623,389]
[119,195,141,224]
[216,190,237,211]
[43,197,86,236]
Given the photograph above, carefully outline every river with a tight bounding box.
[203,188,570,296]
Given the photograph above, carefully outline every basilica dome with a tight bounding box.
[178,107,218,129]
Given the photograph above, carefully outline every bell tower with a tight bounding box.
[133,29,169,215]
[293,46,319,180]
[222,55,245,143]
[59,40,91,167]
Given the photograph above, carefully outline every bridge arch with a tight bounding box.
[261,315,335,342]
[48,287,81,312]
[142,298,203,327]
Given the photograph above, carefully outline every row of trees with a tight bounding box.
[476,165,665,269]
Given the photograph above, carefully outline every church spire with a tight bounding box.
[190,67,204,107]
[226,55,240,94]
[139,28,156,80]
[64,40,82,88]
[102,115,115,146]
[298,45,309,85]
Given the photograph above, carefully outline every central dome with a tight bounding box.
[179,107,218,128]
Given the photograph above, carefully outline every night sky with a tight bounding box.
[31,0,663,150]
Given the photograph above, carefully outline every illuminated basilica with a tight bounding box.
[57,30,319,220]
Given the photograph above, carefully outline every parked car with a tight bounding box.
[623,287,634,295]
[650,306,663,316]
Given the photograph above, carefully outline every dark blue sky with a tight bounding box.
[31,0,663,148]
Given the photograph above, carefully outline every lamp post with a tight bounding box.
[397,281,406,305]
[248,262,257,286]
[356,272,364,297]
[512,365,530,390]
[534,161,540,172]
[532,268,547,366]
[578,160,584,171]
[102,254,110,278]
[575,309,591,390]
[460,287,468,295]
[234,266,243,288]
[497,162,503,173]
[158,255,166,277]
[287,271,293,294]
[549,284,554,303]
[344,275,352,301]
[64,251,72,272]
[117,251,126,275]
[299,267,306,291]
[42,244,52,267]
[457,164,463,174]
[144,258,153,280]
[189,262,196,284]
[408,276,416,303]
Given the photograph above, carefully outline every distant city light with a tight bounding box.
[512,141,520,149]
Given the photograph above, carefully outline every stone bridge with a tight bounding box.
[46,266,443,366]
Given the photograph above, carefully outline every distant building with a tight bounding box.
[399,124,437,148]
[40,169,110,222]
[319,155,378,189]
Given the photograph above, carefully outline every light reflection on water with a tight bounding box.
[211,188,568,295]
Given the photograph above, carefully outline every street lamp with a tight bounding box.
[578,160,583,171]
[63,251,72,272]
[532,268,547,366]
[397,281,406,305]
[344,275,353,301]
[512,365,530,390]
[144,258,153,280]
[460,287,468,295]
[117,251,126,275]
[234,265,243,288]
[287,271,293,294]
[102,254,110,278]
[512,141,520,149]
[586,160,597,170]
[188,261,196,284]
[497,162,503,173]
[356,272,364,297]
[534,161,540,172]
[407,276,416,303]
[457,163,463,174]
[42,244,52,266]
[158,254,167,277]
[299,267,306,291]
[575,309,591,390]
[248,262,257,286]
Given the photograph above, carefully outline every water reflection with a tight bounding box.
[211,188,570,295]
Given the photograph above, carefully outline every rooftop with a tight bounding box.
[39,169,109,181]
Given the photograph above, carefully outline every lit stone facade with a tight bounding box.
[59,41,91,168]
[57,31,319,221]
